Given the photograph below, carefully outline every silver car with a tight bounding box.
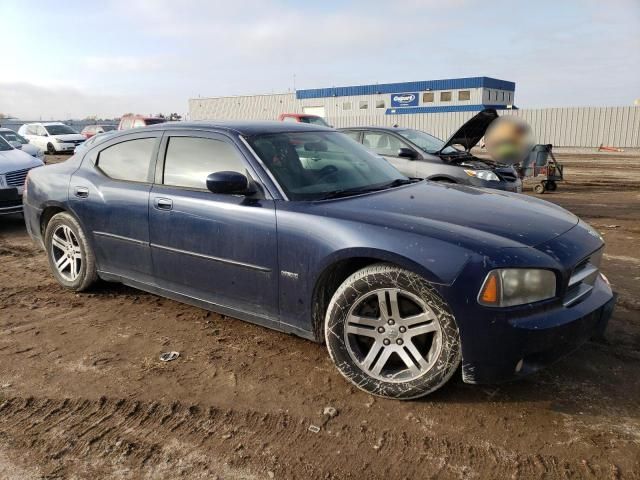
[340,109,522,193]
[0,136,44,215]
[0,127,45,162]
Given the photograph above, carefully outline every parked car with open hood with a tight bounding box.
[18,122,85,154]
[340,109,522,192]
[0,127,45,161]
[23,121,615,399]
[0,135,44,215]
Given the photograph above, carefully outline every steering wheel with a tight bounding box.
[315,165,339,182]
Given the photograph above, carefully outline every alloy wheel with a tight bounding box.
[343,288,443,382]
[50,225,82,282]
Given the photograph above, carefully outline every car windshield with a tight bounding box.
[45,124,77,135]
[143,118,166,125]
[0,136,13,151]
[396,129,459,154]
[0,131,28,144]
[101,125,116,131]
[299,116,330,127]
[247,131,410,201]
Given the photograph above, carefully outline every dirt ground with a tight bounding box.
[0,152,638,479]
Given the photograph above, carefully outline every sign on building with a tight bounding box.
[390,92,419,108]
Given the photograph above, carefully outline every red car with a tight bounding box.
[80,124,117,139]
[118,114,166,130]
[278,113,331,127]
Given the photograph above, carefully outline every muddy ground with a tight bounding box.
[0,152,638,479]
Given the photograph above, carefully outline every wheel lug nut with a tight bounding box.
[383,339,390,346]
[396,339,404,345]
[377,327,385,333]
[387,319,395,325]
[399,326,406,333]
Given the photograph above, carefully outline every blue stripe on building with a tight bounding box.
[385,104,516,115]
[296,77,515,100]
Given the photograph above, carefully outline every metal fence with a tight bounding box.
[328,107,640,148]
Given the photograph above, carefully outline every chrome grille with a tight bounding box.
[5,168,30,187]
[563,250,602,307]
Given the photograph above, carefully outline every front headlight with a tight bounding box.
[478,269,556,307]
[464,169,500,182]
[55,137,67,143]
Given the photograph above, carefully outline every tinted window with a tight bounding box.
[423,92,434,103]
[97,138,155,182]
[163,137,245,189]
[45,124,76,135]
[248,131,405,201]
[342,131,361,142]
[362,131,404,156]
[458,90,471,101]
[440,91,452,102]
[359,101,368,109]
[376,100,385,109]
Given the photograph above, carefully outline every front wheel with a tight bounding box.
[44,212,97,291]
[46,143,57,155]
[325,264,461,399]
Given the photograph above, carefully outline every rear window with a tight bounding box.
[144,118,166,126]
[96,138,155,182]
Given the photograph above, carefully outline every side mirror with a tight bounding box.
[398,147,418,159]
[9,141,22,149]
[206,171,253,195]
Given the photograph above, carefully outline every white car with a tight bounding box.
[0,127,45,161]
[0,136,44,215]
[18,122,85,154]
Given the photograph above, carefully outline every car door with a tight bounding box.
[361,131,418,177]
[148,130,279,320]
[68,131,161,283]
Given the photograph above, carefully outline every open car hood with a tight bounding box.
[437,109,498,153]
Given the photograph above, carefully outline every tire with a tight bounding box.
[44,212,97,291]
[46,143,57,155]
[546,180,557,191]
[325,263,461,399]
[534,183,545,194]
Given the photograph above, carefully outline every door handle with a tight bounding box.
[154,197,173,211]
[74,186,89,198]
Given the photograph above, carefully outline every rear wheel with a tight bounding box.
[325,264,461,399]
[546,180,557,191]
[44,212,97,291]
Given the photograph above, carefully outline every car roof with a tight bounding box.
[339,126,409,132]
[119,120,334,137]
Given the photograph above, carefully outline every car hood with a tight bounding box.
[0,148,44,173]
[53,133,85,141]
[437,109,498,153]
[19,143,42,156]
[316,182,578,249]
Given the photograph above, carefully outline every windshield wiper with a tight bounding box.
[319,178,419,200]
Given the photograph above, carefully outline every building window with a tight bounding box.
[359,100,368,109]
[501,91,505,101]
[458,90,471,101]
[376,99,385,109]
[343,102,352,110]
[493,91,498,101]
[423,92,434,103]
[507,92,512,103]
[440,91,452,102]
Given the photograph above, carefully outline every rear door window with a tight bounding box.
[163,136,246,190]
[96,138,156,182]
[362,131,404,156]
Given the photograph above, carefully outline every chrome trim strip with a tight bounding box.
[150,243,271,273]
[93,231,149,246]
[239,136,289,201]
[568,263,598,288]
[563,283,594,307]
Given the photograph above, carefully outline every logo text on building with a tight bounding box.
[391,93,419,107]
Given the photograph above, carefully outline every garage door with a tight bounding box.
[302,106,326,118]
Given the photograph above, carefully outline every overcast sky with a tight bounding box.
[1,0,638,119]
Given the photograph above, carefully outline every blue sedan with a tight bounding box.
[22,121,616,399]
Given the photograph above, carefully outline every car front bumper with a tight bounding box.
[458,274,616,384]
[0,188,23,215]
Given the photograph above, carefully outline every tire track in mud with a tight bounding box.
[0,396,629,479]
